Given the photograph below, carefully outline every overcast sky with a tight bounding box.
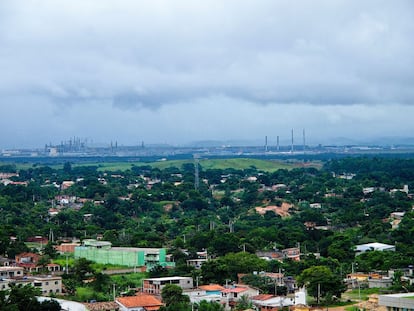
[1,0,414,148]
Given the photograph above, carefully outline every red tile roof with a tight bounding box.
[222,287,247,293]
[199,284,225,291]
[252,294,274,301]
[117,294,163,309]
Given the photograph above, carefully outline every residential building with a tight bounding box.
[221,285,260,308]
[256,247,300,262]
[116,294,163,311]
[1,275,62,295]
[187,250,208,269]
[74,239,175,269]
[142,276,193,294]
[251,287,307,311]
[55,242,81,253]
[379,292,414,310]
[185,284,225,304]
[0,266,24,278]
[355,243,396,255]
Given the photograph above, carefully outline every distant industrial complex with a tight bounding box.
[2,132,414,160]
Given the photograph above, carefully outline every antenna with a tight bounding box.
[291,129,294,153]
[265,136,268,152]
[303,129,306,152]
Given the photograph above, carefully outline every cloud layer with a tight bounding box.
[1,0,413,147]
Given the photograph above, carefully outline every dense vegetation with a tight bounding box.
[1,157,414,304]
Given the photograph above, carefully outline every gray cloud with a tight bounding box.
[1,0,414,147]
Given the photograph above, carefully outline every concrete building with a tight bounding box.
[74,239,175,269]
[379,292,414,310]
[0,266,24,278]
[221,285,260,309]
[142,276,193,294]
[251,287,307,311]
[355,243,396,255]
[185,284,225,305]
[1,275,62,295]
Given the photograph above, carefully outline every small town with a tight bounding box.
[1,1,413,310]
[1,156,414,310]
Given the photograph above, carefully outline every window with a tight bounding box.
[55,281,59,284]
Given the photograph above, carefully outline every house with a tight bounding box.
[187,258,207,269]
[251,288,307,311]
[355,242,395,255]
[282,247,300,261]
[185,284,225,305]
[256,247,300,262]
[3,275,62,295]
[15,252,60,273]
[142,276,193,294]
[379,292,414,310]
[55,242,81,253]
[187,250,209,269]
[116,294,163,311]
[221,285,259,308]
[346,272,392,289]
[15,252,40,270]
[0,266,24,278]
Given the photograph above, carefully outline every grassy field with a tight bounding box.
[4,158,321,173]
[85,158,316,172]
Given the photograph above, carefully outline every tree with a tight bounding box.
[161,284,190,307]
[2,283,60,310]
[297,266,346,305]
[72,258,94,282]
[234,295,253,311]
[7,284,40,311]
[39,299,61,311]
[43,241,58,259]
[196,300,224,311]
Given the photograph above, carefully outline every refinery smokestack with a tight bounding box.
[277,136,280,152]
[265,136,268,152]
[303,129,306,152]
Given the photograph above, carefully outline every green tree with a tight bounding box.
[196,300,224,311]
[234,294,253,311]
[161,284,190,307]
[6,283,42,311]
[297,266,346,305]
[39,299,61,311]
[43,241,58,259]
[72,258,94,282]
